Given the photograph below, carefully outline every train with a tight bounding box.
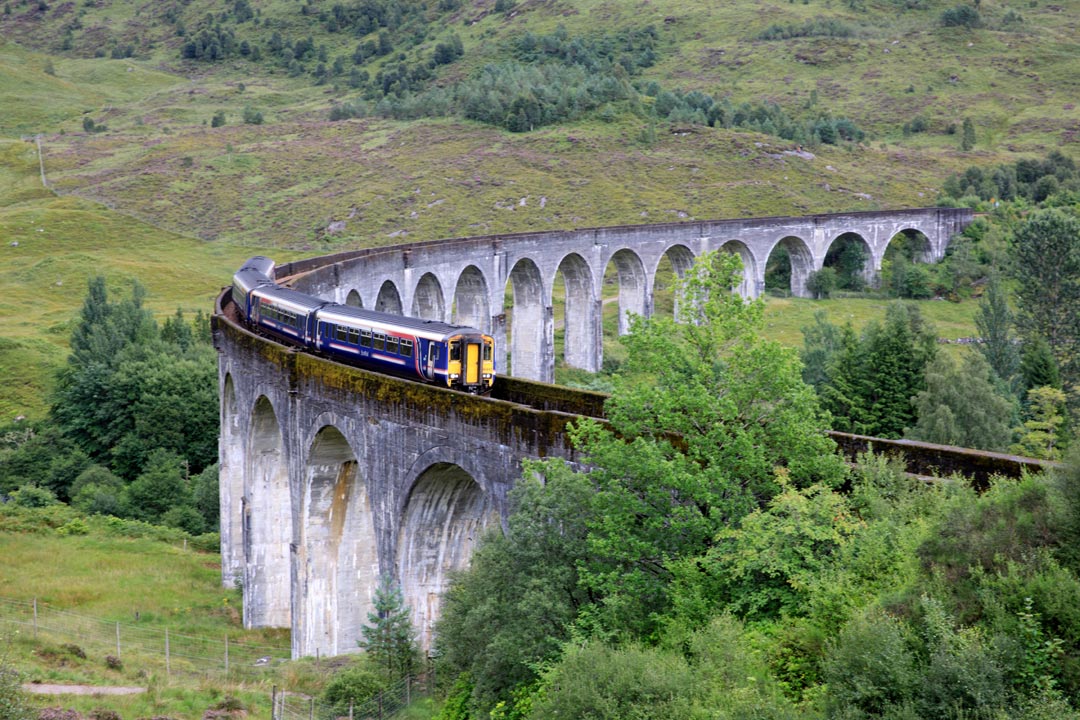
[231,256,496,393]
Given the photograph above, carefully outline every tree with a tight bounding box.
[1020,336,1061,392]
[571,251,846,636]
[906,352,1015,451]
[800,310,846,389]
[435,459,594,710]
[975,277,1020,387]
[123,448,193,523]
[961,116,976,150]
[1011,386,1067,460]
[818,303,937,438]
[211,110,226,127]
[1011,209,1080,387]
[806,266,838,299]
[360,576,418,680]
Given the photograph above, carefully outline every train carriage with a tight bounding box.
[232,257,495,393]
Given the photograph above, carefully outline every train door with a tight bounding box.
[465,342,481,385]
[423,342,436,381]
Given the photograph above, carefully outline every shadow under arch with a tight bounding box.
[653,244,696,320]
[825,231,874,289]
[301,425,375,658]
[345,289,363,308]
[604,248,647,336]
[765,235,813,297]
[504,257,546,381]
[375,280,404,315]
[246,395,292,629]
[555,252,598,372]
[412,272,445,321]
[720,239,758,298]
[396,460,496,652]
[221,374,243,588]
[452,265,491,332]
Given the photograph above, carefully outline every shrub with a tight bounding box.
[807,267,838,298]
[241,106,263,125]
[61,644,87,659]
[0,665,34,720]
[823,609,919,716]
[210,111,226,127]
[104,655,122,671]
[941,4,981,27]
[10,484,57,508]
[320,660,387,716]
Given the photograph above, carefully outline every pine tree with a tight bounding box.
[360,576,418,680]
[975,277,1020,387]
[961,117,976,150]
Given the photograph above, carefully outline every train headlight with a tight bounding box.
[482,373,492,379]
[450,373,460,379]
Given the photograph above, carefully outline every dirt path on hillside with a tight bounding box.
[23,684,146,695]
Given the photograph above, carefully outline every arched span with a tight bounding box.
[245,395,292,629]
[396,461,496,652]
[452,265,490,331]
[220,374,243,588]
[300,425,376,659]
[345,289,362,308]
[720,240,758,299]
[825,232,874,289]
[412,272,445,321]
[766,236,813,298]
[605,249,647,336]
[889,228,934,263]
[375,280,403,315]
[504,257,547,381]
[555,252,598,372]
[653,244,696,321]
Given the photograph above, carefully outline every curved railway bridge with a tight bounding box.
[215,208,985,659]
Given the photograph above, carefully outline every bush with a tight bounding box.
[9,484,58,508]
[823,609,919,716]
[807,267,838,299]
[321,660,387,716]
[0,665,34,720]
[940,4,981,27]
[241,106,263,125]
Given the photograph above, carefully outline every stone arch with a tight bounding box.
[397,461,496,652]
[503,257,548,381]
[345,289,362,308]
[653,244,696,320]
[375,280,403,315]
[825,232,874,289]
[720,240,758,298]
[888,228,934,263]
[452,265,491,331]
[554,252,599,372]
[220,374,243,588]
[766,236,814,298]
[245,395,292,629]
[300,425,375,658]
[604,249,647,336]
[412,272,445,321]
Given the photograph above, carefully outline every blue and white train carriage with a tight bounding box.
[232,257,496,393]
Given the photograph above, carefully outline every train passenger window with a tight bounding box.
[360,330,372,348]
[386,337,399,354]
[449,341,460,362]
[347,328,359,344]
[373,333,385,351]
[335,325,346,342]
[400,339,413,358]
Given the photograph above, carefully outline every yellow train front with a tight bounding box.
[443,332,496,393]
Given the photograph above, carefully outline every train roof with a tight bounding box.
[239,256,277,278]
[251,284,329,313]
[316,303,487,341]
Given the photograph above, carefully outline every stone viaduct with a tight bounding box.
[214,207,972,659]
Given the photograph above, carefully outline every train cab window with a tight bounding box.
[400,339,413,358]
[347,328,359,344]
[373,333,385,351]
[483,343,492,361]
[360,330,372,348]
[449,341,461,362]
[386,336,399,355]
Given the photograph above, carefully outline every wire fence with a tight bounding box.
[0,597,290,681]
[273,673,433,720]
[0,597,435,719]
